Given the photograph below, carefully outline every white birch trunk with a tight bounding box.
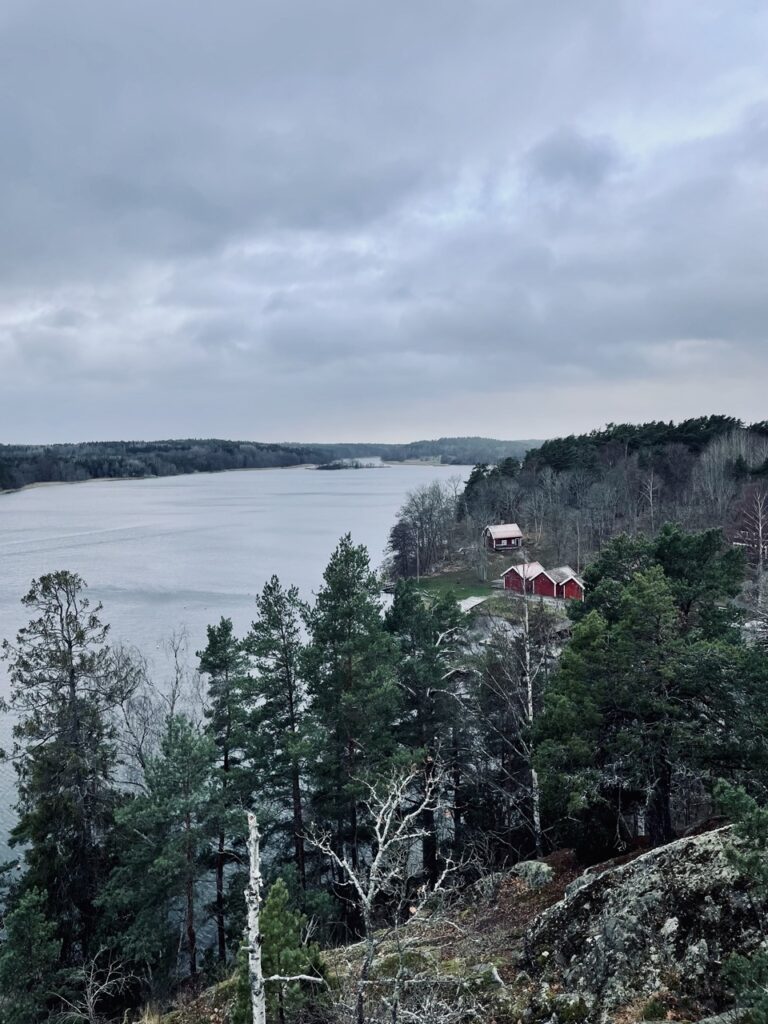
[246,811,267,1024]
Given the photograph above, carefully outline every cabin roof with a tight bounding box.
[548,566,584,586]
[500,560,548,580]
[484,523,522,540]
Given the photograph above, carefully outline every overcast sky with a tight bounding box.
[1,1,766,444]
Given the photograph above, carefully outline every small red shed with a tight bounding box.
[549,566,585,601]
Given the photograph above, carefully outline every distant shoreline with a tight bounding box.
[0,460,460,499]
[0,463,319,498]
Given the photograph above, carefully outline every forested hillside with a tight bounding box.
[0,436,537,492]
[458,416,768,592]
[317,436,539,466]
[1,522,767,1023]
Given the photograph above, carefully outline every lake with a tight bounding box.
[0,463,469,852]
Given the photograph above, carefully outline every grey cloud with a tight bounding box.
[0,1,767,442]
[524,128,620,189]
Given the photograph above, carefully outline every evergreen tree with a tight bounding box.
[246,577,309,888]
[539,561,754,854]
[0,888,62,1024]
[0,571,137,964]
[198,617,252,962]
[579,523,744,637]
[100,715,215,992]
[303,536,400,878]
[385,580,463,882]
[231,878,322,1024]
[715,783,768,1023]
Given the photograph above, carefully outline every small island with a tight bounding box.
[316,458,383,470]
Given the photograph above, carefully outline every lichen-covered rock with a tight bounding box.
[524,828,761,1022]
[513,860,556,890]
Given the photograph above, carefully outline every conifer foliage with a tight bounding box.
[0,525,766,1022]
[0,571,138,964]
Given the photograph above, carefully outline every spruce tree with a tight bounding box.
[100,715,215,992]
[303,536,400,877]
[246,577,309,888]
[198,617,251,962]
[0,888,62,1024]
[0,571,136,964]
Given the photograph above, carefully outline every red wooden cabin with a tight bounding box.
[549,566,585,601]
[483,523,523,551]
[500,561,557,597]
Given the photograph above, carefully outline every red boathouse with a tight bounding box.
[500,563,585,600]
[500,561,557,597]
[549,566,585,601]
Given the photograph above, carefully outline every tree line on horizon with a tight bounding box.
[0,437,535,492]
[0,519,767,1022]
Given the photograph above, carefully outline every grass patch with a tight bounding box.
[415,569,493,598]
[407,553,525,604]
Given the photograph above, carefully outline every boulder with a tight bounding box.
[524,828,762,1022]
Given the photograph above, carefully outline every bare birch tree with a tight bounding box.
[738,485,768,609]
[245,812,325,1024]
[306,766,452,1024]
[58,949,134,1024]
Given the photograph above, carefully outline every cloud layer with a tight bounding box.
[1,1,766,442]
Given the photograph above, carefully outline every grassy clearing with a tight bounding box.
[413,552,520,603]
[414,574,493,602]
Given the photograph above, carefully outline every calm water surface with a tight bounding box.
[0,464,469,850]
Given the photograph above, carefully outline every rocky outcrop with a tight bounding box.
[523,828,764,1022]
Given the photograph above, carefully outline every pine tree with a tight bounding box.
[0,889,62,1024]
[0,571,137,964]
[261,878,322,1024]
[538,561,754,854]
[198,617,252,962]
[246,577,309,888]
[100,715,215,992]
[303,536,400,880]
[385,580,463,882]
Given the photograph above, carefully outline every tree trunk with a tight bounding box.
[245,811,267,1024]
[422,804,438,888]
[647,763,674,847]
[451,723,462,857]
[356,928,376,1024]
[217,709,231,963]
[186,876,197,986]
[186,814,198,987]
[291,764,306,890]
[216,829,226,963]
[422,757,438,886]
